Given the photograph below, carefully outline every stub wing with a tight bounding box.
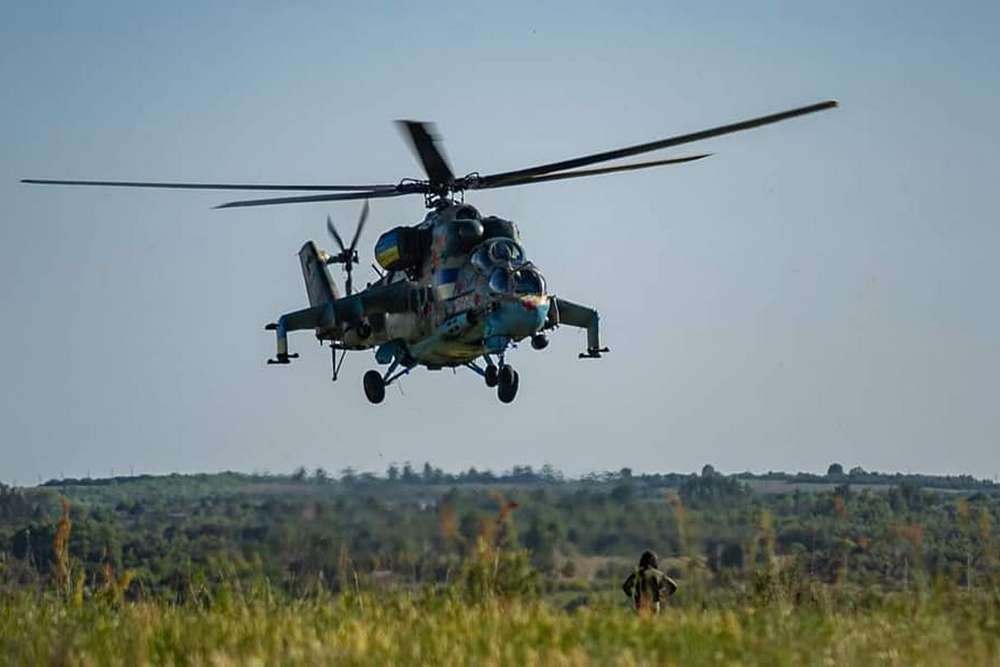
[264,305,334,364]
[550,297,609,358]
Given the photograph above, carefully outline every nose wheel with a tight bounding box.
[484,364,499,388]
[466,357,520,404]
[497,364,519,403]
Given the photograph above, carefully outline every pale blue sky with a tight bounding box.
[2,2,998,484]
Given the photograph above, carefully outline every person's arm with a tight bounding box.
[622,572,636,597]
[664,575,678,597]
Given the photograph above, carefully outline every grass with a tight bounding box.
[2,590,999,666]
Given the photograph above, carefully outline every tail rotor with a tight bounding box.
[324,200,369,295]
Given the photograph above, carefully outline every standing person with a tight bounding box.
[622,550,678,614]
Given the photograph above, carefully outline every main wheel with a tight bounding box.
[497,367,519,404]
[484,365,499,388]
[363,370,386,404]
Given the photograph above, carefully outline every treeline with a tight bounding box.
[37,461,998,492]
[2,466,998,603]
[734,464,997,491]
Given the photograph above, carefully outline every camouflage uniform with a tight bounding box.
[622,550,677,614]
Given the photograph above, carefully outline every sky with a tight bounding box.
[2,2,998,484]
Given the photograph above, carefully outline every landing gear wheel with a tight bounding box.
[497,367,519,404]
[484,365,498,388]
[363,370,386,404]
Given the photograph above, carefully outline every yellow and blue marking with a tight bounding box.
[375,231,402,269]
[434,267,460,300]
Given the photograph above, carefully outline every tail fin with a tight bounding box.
[299,241,340,307]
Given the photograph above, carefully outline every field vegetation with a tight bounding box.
[4,588,1000,666]
[1,464,998,664]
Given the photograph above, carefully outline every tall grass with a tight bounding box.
[2,588,998,666]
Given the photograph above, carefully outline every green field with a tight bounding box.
[3,589,999,666]
[2,468,999,664]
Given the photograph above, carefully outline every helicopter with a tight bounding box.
[22,100,837,404]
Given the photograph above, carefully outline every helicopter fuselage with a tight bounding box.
[267,198,602,405]
[324,203,552,367]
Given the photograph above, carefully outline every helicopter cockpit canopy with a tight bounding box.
[488,267,511,293]
[471,238,525,272]
[472,235,544,295]
[513,267,545,295]
[488,265,545,295]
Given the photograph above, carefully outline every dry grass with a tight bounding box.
[2,590,999,666]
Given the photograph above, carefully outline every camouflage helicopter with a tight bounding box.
[22,100,836,404]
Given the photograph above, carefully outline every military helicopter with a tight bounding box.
[22,100,837,404]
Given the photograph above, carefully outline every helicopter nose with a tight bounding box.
[517,294,549,322]
[486,297,549,342]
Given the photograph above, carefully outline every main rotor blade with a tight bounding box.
[472,154,711,190]
[21,178,397,191]
[395,121,455,187]
[348,200,370,253]
[326,215,346,251]
[215,188,411,209]
[475,100,837,187]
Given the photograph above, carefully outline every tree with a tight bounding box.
[701,464,717,478]
[680,474,748,507]
[827,463,845,476]
[422,462,445,484]
[610,483,635,503]
[540,464,562,482]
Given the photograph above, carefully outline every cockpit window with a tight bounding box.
[514,268,545,295]
[487,239,524,265]
[489,267,512,293]
[471,246,491,271]
[471,239,525,273]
